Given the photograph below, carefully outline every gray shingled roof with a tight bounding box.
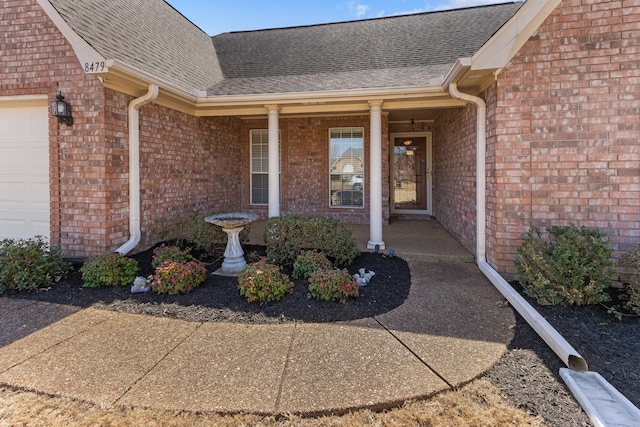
[47,0,521,97]
[47,0,223,93]
[208,2,522,95]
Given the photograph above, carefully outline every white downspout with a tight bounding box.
[448,82,587,371]
[115,84,159,255]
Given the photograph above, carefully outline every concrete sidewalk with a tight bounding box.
[0,220,515,415]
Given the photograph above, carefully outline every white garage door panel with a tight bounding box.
[0,215,49,240]
[0,103,50,240]
[0,182,27,204]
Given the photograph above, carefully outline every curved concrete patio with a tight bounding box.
[0,220,515,415]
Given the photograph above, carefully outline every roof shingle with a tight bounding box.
[209,2,522,95]
[45,0,522,96]
[48,0,224,93]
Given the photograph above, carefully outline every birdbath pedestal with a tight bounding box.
[205,213,258,276]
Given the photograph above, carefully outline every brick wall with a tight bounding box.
[138,109,243,248]
[433,105,479,256]
[240,115,390,224]
[1,0,116,258]
[1,0,245,258]
[490,0,640,277]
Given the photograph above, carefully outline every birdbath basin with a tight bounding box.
[205,213,258,275]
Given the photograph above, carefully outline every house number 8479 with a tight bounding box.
[84,61,105,73]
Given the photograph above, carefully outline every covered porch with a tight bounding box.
[248,217,474,264]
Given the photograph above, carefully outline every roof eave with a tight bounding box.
[197,80,445,104]
[443,0,562,94]
[193,82,469,117]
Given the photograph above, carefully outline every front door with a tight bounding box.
[391,133,431,214]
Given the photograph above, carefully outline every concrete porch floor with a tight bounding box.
[248,217,475,263]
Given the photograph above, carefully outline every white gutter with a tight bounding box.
[115,84,159,255]
[448,82,588,371]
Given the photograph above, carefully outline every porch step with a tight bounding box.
[560,368,640,427]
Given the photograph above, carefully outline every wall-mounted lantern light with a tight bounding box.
[51,91,73,126]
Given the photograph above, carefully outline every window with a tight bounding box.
[250,129,279,205]
[329,127,364,208]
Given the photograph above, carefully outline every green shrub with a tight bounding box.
[516,225,614,305]
[151,244,194,268]
[308,267,359,303]
[238,258,294,304]
[292,250,333,279]
[182,211,250,256]
[619,248,640,316]
[0,237,70,293]
[264,215,359,267]
[151,260,207,295]
[80,253,139,288]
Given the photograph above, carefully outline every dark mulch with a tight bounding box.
[4,244,639,427]
[486,283,640,427]
[4,244,411,324]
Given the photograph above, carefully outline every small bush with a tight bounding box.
[151,260,207,295]
[516,225,614,305]
[238,258,294,304]
[264,215,359,267]
[0,236,70,293]
[619,248,640,316]
[152,244,194,268]
[292,250,333,279]
[308,267,359,303]
[80,253,139,288]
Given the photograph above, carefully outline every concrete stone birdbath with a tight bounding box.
[205,212,258,276]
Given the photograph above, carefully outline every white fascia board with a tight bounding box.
[36,0,105,67]
[104,60,198,101]
[196,82,446,107]
[442,58,472,88]
[471,0,562,70]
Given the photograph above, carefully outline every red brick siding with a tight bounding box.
[491,0,640,277]
[138,109,243,248]
[1,0,116,258]
[1,0,245,258]
[433,105,479,256]
[240,115,390,224]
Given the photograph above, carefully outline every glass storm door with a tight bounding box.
[392,135,431,213]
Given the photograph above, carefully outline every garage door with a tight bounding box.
[0,103,50,240]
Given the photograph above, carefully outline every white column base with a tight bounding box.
[367,240,386,251]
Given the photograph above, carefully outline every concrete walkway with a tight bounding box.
[0,220,515,415]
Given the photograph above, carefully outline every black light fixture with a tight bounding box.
[51,91,73,125]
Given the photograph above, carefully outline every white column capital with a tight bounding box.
[368,100,384,110]
[265,104,280,112]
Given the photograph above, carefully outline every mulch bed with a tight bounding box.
[487,283,640,427]
[4,244,411,324]
[3,244,639,427]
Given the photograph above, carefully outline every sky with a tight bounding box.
[165,0,513,35]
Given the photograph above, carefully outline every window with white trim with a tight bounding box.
[250,129,279,205]
[329,127,364,208]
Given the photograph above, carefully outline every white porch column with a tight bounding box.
[368,101,385,250]
[266,105,280,217]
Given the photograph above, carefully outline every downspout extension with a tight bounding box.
[448,83,587,371]
[115,84,159,255]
